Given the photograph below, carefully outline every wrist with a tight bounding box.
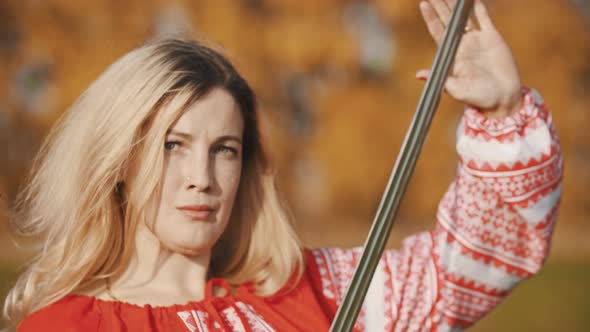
[484,84,523,119]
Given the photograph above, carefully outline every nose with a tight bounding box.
[184,152,211,192]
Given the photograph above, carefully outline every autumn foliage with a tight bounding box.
[1,0,589,254]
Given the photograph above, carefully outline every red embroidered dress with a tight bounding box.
[18,88,562,332]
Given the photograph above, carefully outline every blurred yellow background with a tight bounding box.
[1,0,589,330]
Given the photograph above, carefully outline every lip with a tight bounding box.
[176,205,214,221]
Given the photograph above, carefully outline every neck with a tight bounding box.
[107,223,210,306]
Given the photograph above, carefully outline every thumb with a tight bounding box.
[444,76,466,100]
[415,69,430,81]
[416,69,466,101]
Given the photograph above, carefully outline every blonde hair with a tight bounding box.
[3,38,303,327]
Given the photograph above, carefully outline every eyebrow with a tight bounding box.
[167,130,242,144]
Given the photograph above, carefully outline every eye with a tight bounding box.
[164,141,182,151]
[212,145,239,158]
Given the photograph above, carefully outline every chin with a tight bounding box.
[163,242,214,256]
[153,219,227,256]
[159,233,219,255]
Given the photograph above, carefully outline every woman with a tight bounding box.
[4,0,562,331]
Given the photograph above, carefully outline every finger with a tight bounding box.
[419,1,445,43]
[442,0,457,17]
[415,69,464,99]
[427,0,452,26]
[443,0,479,31]
[473,0,494,29]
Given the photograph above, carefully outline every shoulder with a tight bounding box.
[304,247,362,297]
[305,247,362,272]
[18,295,101,332]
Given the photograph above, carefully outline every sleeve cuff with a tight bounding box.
[463,87,544,137]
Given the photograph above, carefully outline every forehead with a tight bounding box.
[169,88,244,137]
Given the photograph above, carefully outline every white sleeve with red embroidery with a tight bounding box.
[310,88,563,331]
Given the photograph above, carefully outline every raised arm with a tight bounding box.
[308,1,562,330]
[431,87,561,328]
[309,89,562,330]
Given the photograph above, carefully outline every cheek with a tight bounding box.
[144,161,178,228]
[161,158,184,195]
[146,160,182,223]
[218,162,242,202]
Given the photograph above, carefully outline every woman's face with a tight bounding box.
[147,88,244,256]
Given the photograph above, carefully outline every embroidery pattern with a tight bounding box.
[177,301,276,332]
